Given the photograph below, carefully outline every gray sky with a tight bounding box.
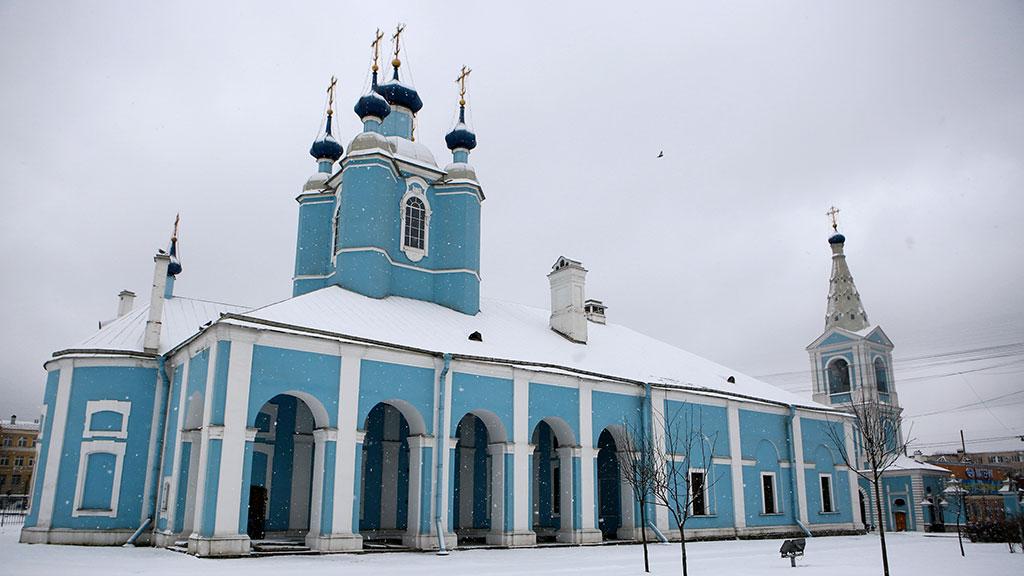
[1,1,1022,454]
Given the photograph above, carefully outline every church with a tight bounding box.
[21,30,864,556]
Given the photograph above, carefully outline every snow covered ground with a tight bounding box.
[2,526,1021,576]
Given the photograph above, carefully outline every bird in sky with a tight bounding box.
[657,151,664,158]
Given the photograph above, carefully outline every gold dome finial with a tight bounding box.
[326,75,337,115]
[391,23,406,68]
[827,206,841,232]
[370,28,384,72]
[456,65,472,106]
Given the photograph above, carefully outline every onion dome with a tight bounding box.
[309,114,344,161]
[374,63,423,113]
[445,104,477,151]
[355,70,391,120]
[828,233,846,245]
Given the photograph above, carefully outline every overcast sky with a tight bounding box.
[1,1,1021,454]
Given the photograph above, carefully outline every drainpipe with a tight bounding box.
[126,356,172,546]
[788,406,812,538]
[434,353,452,555]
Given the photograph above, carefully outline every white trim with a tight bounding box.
[578,380,595,531]
[791,415,808,524]
[727,403,747,528]
[253,443,275,503]
[72,440,126,517]
[399,178,431,262]
[36,363,73,529]
[214,341,254,535]
[819,473,836,513]
[334,246,481,279]
[255,403,278,441]
[82,400,132,439]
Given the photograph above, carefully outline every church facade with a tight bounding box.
[21,36,863,556]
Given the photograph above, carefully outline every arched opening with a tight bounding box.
[360,402,411,544]
[827,358,851,394]
[874,358,888,392]
[596,429,622,540]
[453,413,491,543]
[247,394,316,543]
[531,418,575,542]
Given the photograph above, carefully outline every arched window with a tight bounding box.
[404,197,426,250]
[827,358,851,395]
[874,358,888,393]
[332,205,342,255]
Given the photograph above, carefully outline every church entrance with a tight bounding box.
[248,394,316,543]
[453,414,491,543]
[893,510,907,532]
[360,403,411,544]
[597,429,622,540]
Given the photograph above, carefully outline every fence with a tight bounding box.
[0,494,29,527]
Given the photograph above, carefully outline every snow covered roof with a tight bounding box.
[54,296,250,358]
[884,455,951,474]
[0,419,40,432]
[223,286,833,410]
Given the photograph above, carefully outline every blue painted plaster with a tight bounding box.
[663,400,728,457]
[173,442,191,533]
[358,360,434,434]
[249,345,340,428]
[819,332,855,347]
[528,383,579,444]
[449,372,513,438]
[592,391,641,448]
[210,341,231,426]
[201,439,222,537]
[25,369,60,528]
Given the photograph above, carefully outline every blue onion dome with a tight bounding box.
[309,114,344,161]
[167,238,182,276]
[828,233,846,244]
[445,104,477,150]
[355,90,391,120]
[374,61,423,113]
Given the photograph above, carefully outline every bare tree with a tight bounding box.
[620,414,661,573]
[655,403,723,576]
[826,400,911,576]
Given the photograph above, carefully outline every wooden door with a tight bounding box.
[893,511,907,532]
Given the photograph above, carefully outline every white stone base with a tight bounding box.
[187,534,251,557]
[402,531,457,550]
[306,532,363,552]
[556,528,604,544]
[152,530,181,548]
[20,527,135,546]
[486,530,537,547]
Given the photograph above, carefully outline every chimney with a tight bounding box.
[117,290,136,318]
[10,414,15,424]
[913,450,924,463]
[144,252,171,354]
[584,299,607,324]
[548,256,588,343]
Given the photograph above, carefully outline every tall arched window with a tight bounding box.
[874,358,888,393]
[332,205,342,255]
[827,358,851,395]
[404,197,426,250]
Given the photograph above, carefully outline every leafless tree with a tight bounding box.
[619,414,661,573]
[826,400,911,576]
[655,403,723,576]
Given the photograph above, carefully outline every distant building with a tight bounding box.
[926,459,1020,524]
[1,415,41,504]
[930,450,1024,477]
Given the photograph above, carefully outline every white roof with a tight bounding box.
[224,286,831,410]
[61,296,250,356]
[0,419,40,431]
[884,455,951,474]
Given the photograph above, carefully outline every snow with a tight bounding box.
[886,454,951,473]
[2,526,1020,575]
[230,286,836,411]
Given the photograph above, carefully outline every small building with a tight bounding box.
[929,459,1022,525]
[0,415,41,506]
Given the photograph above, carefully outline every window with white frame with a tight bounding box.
[14,456,23,466]
[551,459,561,517]
[827,358,851,394]
[820,474,835,513]
[690,469,709,516]
[761,472,778,514]
[17,437,27,447]
[399,183,430,262]
[874,358,889,393]
[332,204,342,255]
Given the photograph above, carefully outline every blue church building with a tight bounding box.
[21,33,864,556]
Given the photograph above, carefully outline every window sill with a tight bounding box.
[819,511,841,515]
[759,512,785,516]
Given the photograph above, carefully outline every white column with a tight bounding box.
[181,429,201,536]
[214,341,253,537]
[163,359,191,538]
[486,442,512,544]
[791,413,809,525]
[578,380,597,532]
[289,434,313,530]
[846,422,863,529]
[555,446,577,542]
[403,434,433,548]
[511,370,534,542]
[380,439,401,529]
[25,361,73,535]
[650,387,669,532]
[307,427,337,542]
[727,402,746,530]
[328,352,362,548]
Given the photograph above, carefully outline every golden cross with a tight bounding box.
[172,213,180,241]
[392,23,406,59]
[456,65,472,101]
[827,206,840,231]
[371,28,384,71]
[326,76,337,113]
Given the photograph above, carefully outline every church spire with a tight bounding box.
[445,65,477,162]
[824,206,870,332]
